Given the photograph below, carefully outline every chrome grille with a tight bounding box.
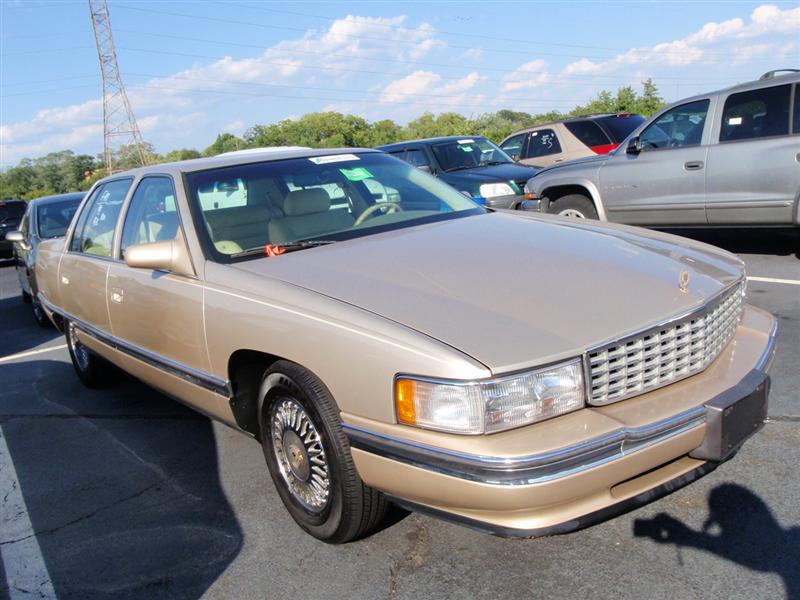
[588,282,744,406]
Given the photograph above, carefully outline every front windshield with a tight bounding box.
[430,138,514,172]
[37,199,82,238]
[185,152,484,262]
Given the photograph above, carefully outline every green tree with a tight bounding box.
[203,132,247,156]
[162,148,202,162]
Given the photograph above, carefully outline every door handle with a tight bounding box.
[684,161,704,171]
[110,287,124,304]
[795,152,800,163]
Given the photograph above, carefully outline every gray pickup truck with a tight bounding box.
[524,70,800,227]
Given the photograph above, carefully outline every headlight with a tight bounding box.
[479,182,515,198]
[395,358,585,434]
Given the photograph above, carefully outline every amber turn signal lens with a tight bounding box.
[395,379,417,424]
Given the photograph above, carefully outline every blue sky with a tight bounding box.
[1,0,798,166]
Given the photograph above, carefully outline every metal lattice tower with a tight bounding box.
[89,0,147,173]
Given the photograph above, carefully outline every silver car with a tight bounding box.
[524,70,800,225]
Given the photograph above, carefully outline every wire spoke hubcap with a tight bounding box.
[68,322,91,371]
[271,398,330,512]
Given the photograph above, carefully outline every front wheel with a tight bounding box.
[65,321,111,388]
[549,194,598,219]
[259,361,388,543]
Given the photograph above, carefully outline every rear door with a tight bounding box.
[705,82,797,224]
[59,179,132,331]
[599,99,712,225]
[519,128,565,167]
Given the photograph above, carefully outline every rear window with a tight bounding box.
[564,121,611,148]
[0,202,26,222]
[37,199,82,238]
[596,114,647,143]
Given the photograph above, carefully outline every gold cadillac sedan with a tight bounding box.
[35,148,777,543]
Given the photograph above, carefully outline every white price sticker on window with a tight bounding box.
[457,139,475,144]
[308,154,360,165]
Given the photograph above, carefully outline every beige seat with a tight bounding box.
[204,205,271,250]
[268,188,354,244]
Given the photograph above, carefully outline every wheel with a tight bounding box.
[259,361,388,543]
[549,194,598,219]
[21,290,32,304]
[31,296,51,328]
[65,320,111,388]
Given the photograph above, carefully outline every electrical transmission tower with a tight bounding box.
[88,0,147,173]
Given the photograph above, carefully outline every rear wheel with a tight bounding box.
[259,361,388,543]
[65,321,111,388]
[549,194,598,219]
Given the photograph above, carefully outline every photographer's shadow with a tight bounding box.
[634,483,800,599]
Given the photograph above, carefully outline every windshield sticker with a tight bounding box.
[457,139,474,144]
[308,154,360,165]
[460,146,474,152]
[728,116,743,125]
[339,167,374,181]
[530,131,538,136]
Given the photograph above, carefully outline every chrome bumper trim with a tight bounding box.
[344,404,707,486]
[755,316,778,373]
[40,295,231,398]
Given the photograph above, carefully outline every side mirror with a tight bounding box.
[626,136,643,154]
[5,230,25,244]
[124,240,194,277]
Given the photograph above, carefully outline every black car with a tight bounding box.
[9,192,84,325]
[376,136,540,209]
[0,200,28,258]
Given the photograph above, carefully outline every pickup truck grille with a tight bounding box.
[587,281,745,406]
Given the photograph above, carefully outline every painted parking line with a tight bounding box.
[0,426,58,600]
[0,344,67,365]
[747,276,800,286]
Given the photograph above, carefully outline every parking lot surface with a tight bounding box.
[1,230,798,600]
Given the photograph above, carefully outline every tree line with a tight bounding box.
[0,80,665,200]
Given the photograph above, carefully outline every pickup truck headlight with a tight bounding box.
[395,358,585,434]
[479,183,515,198]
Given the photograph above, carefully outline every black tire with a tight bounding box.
[549,194,598,219]
[65,320,111,388]
[31,297,51,328]
[259,360,388,543]
[21,290,32,304]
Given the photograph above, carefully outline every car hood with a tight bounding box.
[233,212,744,373]
[443,163,539,186]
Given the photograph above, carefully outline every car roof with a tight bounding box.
[30,191,86,206]
[0,199,27,205]
[93,147,385,184]
[376,136,488,151]
[504,113,642,137]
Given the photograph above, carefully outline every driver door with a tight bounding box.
[599,99,712,225]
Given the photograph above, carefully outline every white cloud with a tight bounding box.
[500,59,552,92]
[561,3,800,75]
[379,70,484,106]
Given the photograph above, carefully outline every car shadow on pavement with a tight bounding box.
[0,295,62,358]
[634,483,800,599]
[0,360,244,599]
[661,228,800,259]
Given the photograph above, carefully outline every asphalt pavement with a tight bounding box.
[0,229,798,600]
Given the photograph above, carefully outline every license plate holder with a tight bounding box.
[689,371,769,462]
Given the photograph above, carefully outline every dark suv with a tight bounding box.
[0,200,28,258]
[377,136,540,209]
[499,113,647,168]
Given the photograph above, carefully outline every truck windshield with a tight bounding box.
[431,138,515,172]
[185,152,485,262]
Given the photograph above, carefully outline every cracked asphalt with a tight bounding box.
[0,229,798,600]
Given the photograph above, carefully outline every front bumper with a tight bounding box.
[344,306,777,536]
[482,193,528,210]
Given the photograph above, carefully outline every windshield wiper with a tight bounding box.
[480,161,511,166]
[231,239,336,258]
[443,165,476,173]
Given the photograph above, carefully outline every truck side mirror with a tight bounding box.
[626,136,643,154]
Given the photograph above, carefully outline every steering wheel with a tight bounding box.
[354,202,403,226]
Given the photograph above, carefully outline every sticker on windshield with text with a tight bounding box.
[457,139,474,144]
[460,146,474,152]
[339,167,374,181]
[308,154,360,165]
